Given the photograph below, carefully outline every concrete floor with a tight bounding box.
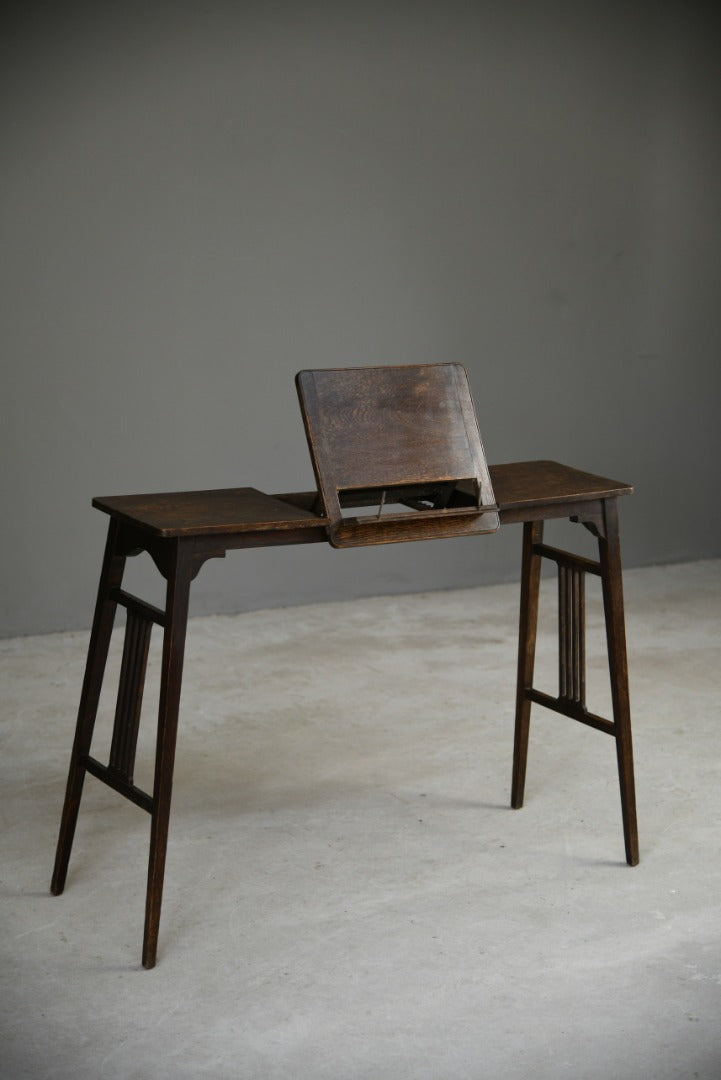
[2,558,720,1079]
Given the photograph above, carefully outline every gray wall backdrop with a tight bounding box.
[2,1,720,638]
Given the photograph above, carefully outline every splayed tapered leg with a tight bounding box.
[141,540,194,969]
[51,520,126,896]
[511,520,544,809]
[600,499,639,866]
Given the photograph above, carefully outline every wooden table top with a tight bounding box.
[92,487,327,537]
[92,460,632,538]
[488,460,632,510]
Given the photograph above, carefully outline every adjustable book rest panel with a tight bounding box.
[296,363,499,548]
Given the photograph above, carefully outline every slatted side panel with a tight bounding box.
[108,609,153,784]
[558,562,586,707]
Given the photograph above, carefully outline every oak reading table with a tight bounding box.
[51,364,638,968]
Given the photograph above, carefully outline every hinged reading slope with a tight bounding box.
[296,363,499,547]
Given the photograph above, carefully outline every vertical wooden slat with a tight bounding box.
[573,567,585,704]
[559,565,568,700]
[109,609,153,783]
[558,561,586,707]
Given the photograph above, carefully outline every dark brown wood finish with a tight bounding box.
[296,364,499,546]
[142,539,195,969]
[93,487,328,537]
[51,370,639,966]
[51,519,128,897]
[599,498,639,866]
[511,520,544,811]
[489,459,632,518]
[506,476,638,868]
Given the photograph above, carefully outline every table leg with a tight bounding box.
[141,539,194,969]
[511,520,544,809]
[600,499,639,866]
[51,520,127,896]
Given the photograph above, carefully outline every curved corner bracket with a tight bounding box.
[115,524,150,560]
[570,510,606,540]
[113,527,226,582]
[150,539,227,582]
[187,545,227,582]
